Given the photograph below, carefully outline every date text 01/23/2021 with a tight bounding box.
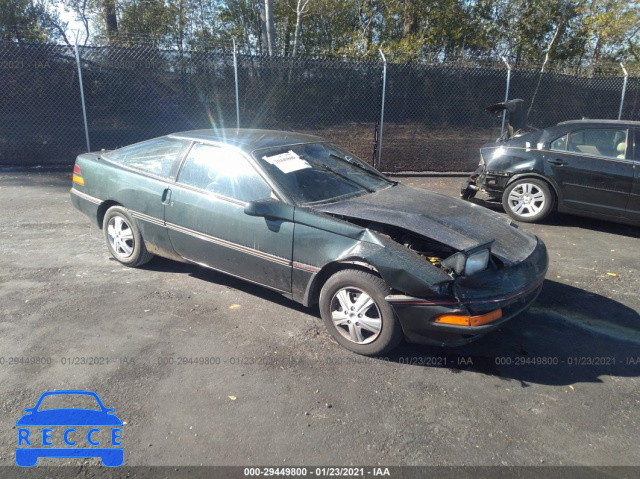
[243,467,391,476]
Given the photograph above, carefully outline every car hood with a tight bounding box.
[316,184,538,264]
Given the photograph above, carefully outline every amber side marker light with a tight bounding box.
[72,165,85,186]
[434,309,502,327]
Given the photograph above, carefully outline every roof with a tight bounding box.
[557,119,640,126]
[168,129,326,151]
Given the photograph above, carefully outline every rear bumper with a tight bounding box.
[461,165,510,204]
[387,239,547,347]
[460,165,482,200]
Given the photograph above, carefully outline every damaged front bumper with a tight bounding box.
[386,239,547,347]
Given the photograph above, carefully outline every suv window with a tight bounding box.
[177,143,272,202]
[106,138,190,178]
[566,129,628,159]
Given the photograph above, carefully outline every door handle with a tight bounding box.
[547,159,568,166]
[161,188,173,205]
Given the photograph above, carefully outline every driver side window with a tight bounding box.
[178,144,272,202]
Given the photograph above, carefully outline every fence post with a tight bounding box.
[501,56,511,139]
[233,38,240,131]
[73,33,91,152]
[376,49,387,171]
[618,63,628,121]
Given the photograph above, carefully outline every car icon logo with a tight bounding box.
[15,390,123,467]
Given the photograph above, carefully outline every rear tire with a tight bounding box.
[319,269,402,356]
[103,206,153,267]
[502,178,554,223]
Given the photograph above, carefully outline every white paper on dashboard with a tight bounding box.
[263,151,312,174]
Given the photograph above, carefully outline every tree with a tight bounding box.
[101,0,118,41]
[577,0,640,72]
[292,0,310,56]
[262,0,275,55]
[8,0,635,72]
[1,0,70,43]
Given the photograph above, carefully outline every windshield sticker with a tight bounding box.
[263,151,311,174]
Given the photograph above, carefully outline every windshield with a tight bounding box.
[37,394,101,411]
[254,143,393,205]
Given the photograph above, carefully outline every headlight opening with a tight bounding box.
[441,240,493,276]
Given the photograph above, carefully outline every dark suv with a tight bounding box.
[462,119,640,225]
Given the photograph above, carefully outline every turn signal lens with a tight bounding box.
[435,309,502,327]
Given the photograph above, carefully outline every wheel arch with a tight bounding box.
[302,258,382,308]
[506,173,560,206]
[97,200,123,229]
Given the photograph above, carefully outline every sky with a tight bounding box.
[56,3,87,41]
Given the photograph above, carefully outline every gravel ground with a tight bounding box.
[0,168,638,477]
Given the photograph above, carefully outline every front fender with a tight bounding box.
[355,237,452,297]
[298,232,453,307]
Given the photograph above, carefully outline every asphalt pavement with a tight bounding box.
[0,168,638,477]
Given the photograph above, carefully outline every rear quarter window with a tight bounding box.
[550,134,568,151]
[106,138,191,178]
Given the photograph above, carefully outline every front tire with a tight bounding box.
[319,270,402,356]
[502,178,554,223]
[103,206,153,267]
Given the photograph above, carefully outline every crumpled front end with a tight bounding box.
[387,238,548,346]
[312,187,548,347]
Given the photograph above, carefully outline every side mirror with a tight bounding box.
[244,198,294,222]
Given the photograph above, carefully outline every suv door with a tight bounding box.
[625,127,640,223]
[165,143,294,293]
[546,127,634,217]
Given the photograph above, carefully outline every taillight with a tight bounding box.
[72,164,85,186]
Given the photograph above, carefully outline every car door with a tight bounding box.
[103,137,191,253]
[625,127,640,223]
[546,127,634,217]
[164,143,294,293]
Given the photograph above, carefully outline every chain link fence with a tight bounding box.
[0,42,84,164]
[235,55,382,163]
[1,40,638,171]
[78,45,237,150]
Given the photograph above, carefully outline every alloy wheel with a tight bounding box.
[107,215,135,259]
[506,182,546,217]
[330,287,382,344]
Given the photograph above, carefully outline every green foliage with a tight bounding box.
[1,0,69,43]
[4,0,636,70]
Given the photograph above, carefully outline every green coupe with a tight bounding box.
[71,129,547,355]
